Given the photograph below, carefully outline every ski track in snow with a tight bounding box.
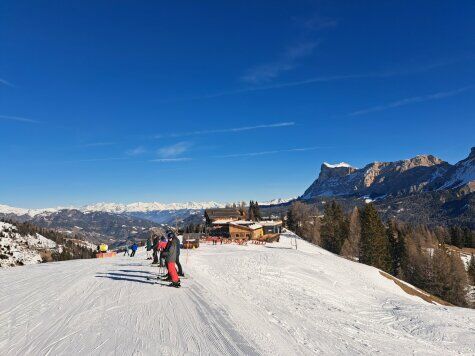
[1,233,474,355]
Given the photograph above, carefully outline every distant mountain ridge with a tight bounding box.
[0,201,226,217]
[0,198,292,219]
[302,148,474,200]
[296,147,475,228]
[0,199,292,244]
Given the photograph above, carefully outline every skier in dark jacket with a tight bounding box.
[152,235,159,264]
[175,236,184,277]
[130,242,138,257]
[163,232,180,287]
[146,238,152,260]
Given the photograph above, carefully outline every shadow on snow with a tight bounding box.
[95,270,158,285]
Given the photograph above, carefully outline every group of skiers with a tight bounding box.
[121,229,184,288]
[146,230,184,288]
[123,242,138,257]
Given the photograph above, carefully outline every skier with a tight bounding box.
[175,235,184,277]
[146,238,152,260]
[158,236,168,267]
[152,234,159,264]
[123,240,130,256]
[163,232,181,288]
[130,242,138,257]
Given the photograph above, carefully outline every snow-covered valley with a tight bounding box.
[1,232,474,355]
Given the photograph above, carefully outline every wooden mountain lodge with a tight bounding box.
[205,208,243,224]
[204,208,282,241]
[229,222,264,240]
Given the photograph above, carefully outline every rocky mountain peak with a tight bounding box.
[302,152,451,199]
[318,162,357,182]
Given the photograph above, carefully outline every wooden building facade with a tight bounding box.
[229,223,264,240]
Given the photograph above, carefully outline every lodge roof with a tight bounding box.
[229,222,263,230]
[205,208,242,220]
[259,220,283,226]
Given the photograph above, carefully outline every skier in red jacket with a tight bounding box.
[162,232,180,288]
[158,236,168,267]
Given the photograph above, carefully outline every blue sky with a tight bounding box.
[1,1,475,208]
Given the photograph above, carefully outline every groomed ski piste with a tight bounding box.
[1,232,474,355]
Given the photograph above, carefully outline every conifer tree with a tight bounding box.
[320,203,335,253]
[248,201,255,221]
[340,207,361,259]
[286,208,295,230]
[359,203,392,273]
[450,226,464,248]
[386,220,406,277]
[463,227,474,248]
[253,202,261,221]
[321,201,347,254]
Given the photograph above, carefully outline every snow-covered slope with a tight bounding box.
[1,232,474,355]
[0,222,57,268]
[436,147,475,190]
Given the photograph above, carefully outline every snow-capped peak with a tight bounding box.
[323,162,353,169]
[81,201,225,213]
[0,204,63,217]
[0,201,228,217]
[258,197,296,206]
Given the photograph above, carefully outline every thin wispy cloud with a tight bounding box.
[215,146,322,159]
[126,146,146,156]
[150,157,192,163]
[73,157,128,163]
[0,115,39,124]
[241,41,319,84]
[0,78,14,87]
[240,13,337,86]
[299,15,339,30]
[81,142,115,148]
[186,57,475,101]
[157,141,191,158]
[348,86,474,116]
[149,146,321,163]
[375,56,475,78]
[157,122,295,138]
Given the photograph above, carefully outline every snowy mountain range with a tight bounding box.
[0,198,293,219]
[0,201,225,217]
[294,147,475,228]
[302,147,475,199]
[0,199,293,244]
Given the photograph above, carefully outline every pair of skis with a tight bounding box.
[146,273,187,288]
